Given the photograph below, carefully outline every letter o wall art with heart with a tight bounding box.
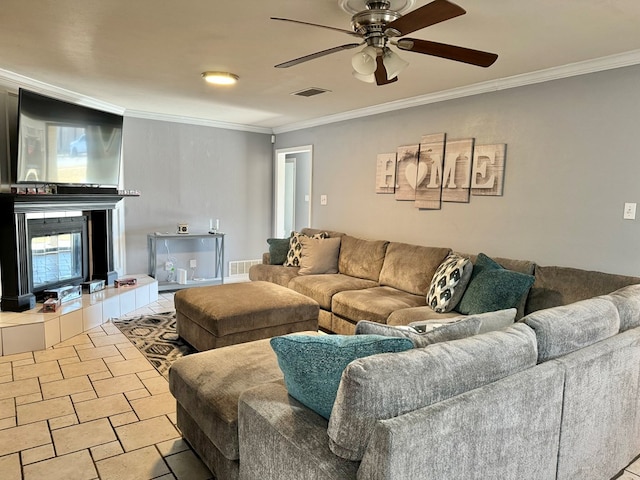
[376,133,506,210]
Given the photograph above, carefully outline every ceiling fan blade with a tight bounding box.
[386,0,466,37]
[275,43,361,68]
[396,38,498,67]
[271,17,360,37]
[374,56,399,86]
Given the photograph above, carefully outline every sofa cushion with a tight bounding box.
[410,308,517,335]
[599,284,640,331]
[378,243,451,296]
[270,334,413,420]
[427,253,473,312]
[248,264,300,287]
[284,231,328,267]
[338,235,389,281]
[298,236,342,275]
[523,297,620,362]
[525,264,640,315]
[327,323,538,461]
[266,237,291,265]
[332,286,427,324]
[457,253,535,315]
[288,274,378,311]
[355,316,481,347]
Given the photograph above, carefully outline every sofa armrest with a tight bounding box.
[358,361,564,480]
[238,381,359,480]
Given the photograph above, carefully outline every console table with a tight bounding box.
[148,232,225,291]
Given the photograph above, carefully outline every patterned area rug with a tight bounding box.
[112,311,196,378]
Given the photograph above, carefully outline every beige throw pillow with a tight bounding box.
[298,236,342,275]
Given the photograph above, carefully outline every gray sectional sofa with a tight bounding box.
[238,286,640,479]
[169,228,640,479]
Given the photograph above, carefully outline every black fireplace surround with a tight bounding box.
[0,192,125,312]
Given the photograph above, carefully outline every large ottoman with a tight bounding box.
[174,280,319,351]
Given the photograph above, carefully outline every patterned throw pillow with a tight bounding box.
[284,231,328,267]
[427,253,473,313]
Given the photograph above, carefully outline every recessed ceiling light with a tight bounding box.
[201,71,239,86]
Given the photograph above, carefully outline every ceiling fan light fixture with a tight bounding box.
[352,70,376,83]
[382,49,408,80]
[351,46,378,75]
[201,71,239,85]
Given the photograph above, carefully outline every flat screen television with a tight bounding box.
[14,89,123,187]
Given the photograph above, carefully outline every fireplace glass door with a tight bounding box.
[31,231,83,289]
[27,215,88,295]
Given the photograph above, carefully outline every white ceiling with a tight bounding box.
[2,0,640,133]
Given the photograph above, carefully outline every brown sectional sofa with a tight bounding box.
[251,227,630,333]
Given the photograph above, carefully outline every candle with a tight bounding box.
[209,219,213,231]
[215,219,220,231]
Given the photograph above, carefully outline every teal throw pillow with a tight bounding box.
[267,237,291,265]
[270,334,413,419]
[456,253,535,315]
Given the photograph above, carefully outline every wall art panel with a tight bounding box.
[441,138,474,203]
[395,144,420,201]
[415,133,446,210]
[375,152,397,194]
[471,144,506,196]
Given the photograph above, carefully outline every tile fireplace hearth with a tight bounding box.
[0,275,157,356]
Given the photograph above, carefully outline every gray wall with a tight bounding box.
[121,118,273,276]
[275,64,640,276]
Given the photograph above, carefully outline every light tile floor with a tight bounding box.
[0,292,214,480]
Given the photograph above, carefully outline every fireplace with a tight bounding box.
[0,192,123,311]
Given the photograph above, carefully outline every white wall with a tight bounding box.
[121,117,273,276]
[275,65,640,276]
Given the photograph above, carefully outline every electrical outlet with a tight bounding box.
[189,259,197,268]
[624,202,637,220]
[165,261,174,271]
[320,194,328,205]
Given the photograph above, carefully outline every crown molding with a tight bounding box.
[0,68,125,114]
[272,49,640,134]
[3,49,640,136]
[123,110,273,134]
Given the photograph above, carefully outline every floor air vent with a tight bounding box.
[229,259,262,276]
[292,87,331,98]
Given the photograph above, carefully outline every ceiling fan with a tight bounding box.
[272,0,498,85]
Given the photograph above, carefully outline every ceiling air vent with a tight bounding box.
[291,87,331,98]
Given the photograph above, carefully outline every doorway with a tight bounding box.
[274,145,313,238]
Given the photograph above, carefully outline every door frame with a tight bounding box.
[274,145,313,237]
